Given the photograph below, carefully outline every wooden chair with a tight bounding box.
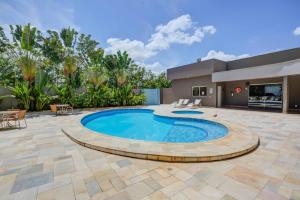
[65,105,73,114]
[5,113,19,128]
[5,110,27,128]
[18,110,27,128]
[0,114,4,128]
[50,105,58,115]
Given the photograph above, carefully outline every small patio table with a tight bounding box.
[56,104,73,114]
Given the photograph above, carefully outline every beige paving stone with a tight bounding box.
[13,187,37,200]
[290,190,300,200]
[0,106,300,200]
[199,185,225,199]
[143,177,162,192]
[173,170,192,181]
[97,179,113,192]
[147,191,170,200]
[125,174,150,185]
[171,193,189,200]
[185,176,207,191]
[72,176,87,195]
[125,182,154,200]
[37,184,75,200]
[136,169,149,176]
[161,181,186,197]
[91,188,117,200]
[159,176,179,187]
[155,168,170,178]
[0,174,16,195]
[110,176,127,191]
[75,192,90,200]
[67,149,89,171]
[257,189,287,200]
[205,173,228,188]
[225,165,270,190]
[104,191,131,200]
[182,188,211,200]
[221,194,238,200]
[284,172,300,186]
[54,158,75,176]
[278,185,293,199]
[219,178,259,200]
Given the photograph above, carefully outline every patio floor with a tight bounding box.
[0,105,300,200]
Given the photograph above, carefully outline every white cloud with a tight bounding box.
[0,0,79,34]
[105,14,216,69]
[134,61,162,74]
[140,62,162,69]
[293,27,300,36]
[146,15,216,50]
[202,50,250,61]
[106,38,156,61]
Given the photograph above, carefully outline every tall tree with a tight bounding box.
[9,23,42,110]
[0,26,9,53]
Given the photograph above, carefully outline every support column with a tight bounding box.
[282,76,289,113]
[217,85,222,108]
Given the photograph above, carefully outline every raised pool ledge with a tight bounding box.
[62,107,259,162]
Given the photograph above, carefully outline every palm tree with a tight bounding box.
[9,23,40,85]
[60,27,78,51]
[115,68,127,86]
[18,53,37,86]
[63,55,77,78]
[87,69,107,89]
[10,23,41,110]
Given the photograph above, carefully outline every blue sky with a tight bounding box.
[0,0,300,72]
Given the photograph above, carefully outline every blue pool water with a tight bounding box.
[172,110,203,114]
[81,109,228,143]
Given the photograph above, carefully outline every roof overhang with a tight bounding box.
[212,59,300,82]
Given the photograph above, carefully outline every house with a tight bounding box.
[164,47,300,113]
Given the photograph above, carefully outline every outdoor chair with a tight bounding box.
[0,114,4,129]
[65,105,73,114]
[187,99,202,108]
[176,99,190,108]
[4,113,19,128]
[50,104,59,115]
[174,99,184,107]
[5,110,27,128]
[18,110,27,128]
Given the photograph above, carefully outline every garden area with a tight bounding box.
[0,24,171,111]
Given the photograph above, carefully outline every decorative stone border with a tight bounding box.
[62,107,259,162]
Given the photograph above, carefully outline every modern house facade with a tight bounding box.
[164,47,300,113]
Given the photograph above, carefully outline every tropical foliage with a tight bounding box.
[0,23,171,111]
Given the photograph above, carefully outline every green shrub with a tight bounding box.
[11,83,32,110]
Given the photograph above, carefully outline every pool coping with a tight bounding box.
[62,106,260,162]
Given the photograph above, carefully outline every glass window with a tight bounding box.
[200,87,207,96]
[192,86,207,97]
[192,87,199,97]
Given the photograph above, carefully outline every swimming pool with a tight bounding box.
[81,109,228,143]
[172,110,203,114]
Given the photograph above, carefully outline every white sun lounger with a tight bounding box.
[175,99,190,108]
[187,99,202,108]
[174,99,184,107]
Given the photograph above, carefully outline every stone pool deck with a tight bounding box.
[62,106,259,162]
[0,105,300,200]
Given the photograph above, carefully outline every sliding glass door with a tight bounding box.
[248,83,282,109]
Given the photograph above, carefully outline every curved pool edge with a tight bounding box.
[61,107,260,162]
[80,108,228,143]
